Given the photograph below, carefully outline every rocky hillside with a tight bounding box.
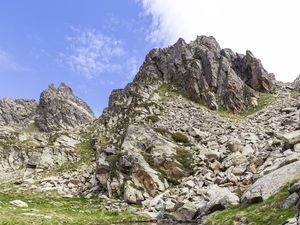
[0,36,300,225]
[0,98,37,126]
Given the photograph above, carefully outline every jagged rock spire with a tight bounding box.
[35,83,95,132]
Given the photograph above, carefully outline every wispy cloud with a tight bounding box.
[61,28,126,79]
[0,50,33,72]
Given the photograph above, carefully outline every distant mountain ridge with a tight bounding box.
[0,82,95,131]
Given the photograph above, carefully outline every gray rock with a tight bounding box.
[289,181,300,194]
[242,161,300,204]
[203,185,240,214]
[294,143,300,152]
[280,130,300,146]
[123,181,144,204]
[172,201,198,221]
[281,192,299,209]
[10,200,28,208]
[282,217,300,225]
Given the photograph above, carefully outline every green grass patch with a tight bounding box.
[172,132,189,143]
[240,93,279,117]
[0,190,145,225]
[157,83,189,102]
[146,115,160,123]
[205,185,297,225]
[21,122,41,133]
[217,92,280,120]
[290,90,300,97]
[106,153,121,179]
[154,127,170,136]
[175,146,193,172]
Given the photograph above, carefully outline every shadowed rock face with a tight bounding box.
[35,83,95,132]
[133,36,275,113]
[0,98,37,126]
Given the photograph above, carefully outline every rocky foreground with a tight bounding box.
[0,36,300,225]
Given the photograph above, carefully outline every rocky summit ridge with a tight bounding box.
[0,36,300,225]
[35,83,95,132]
[0,82,95,131]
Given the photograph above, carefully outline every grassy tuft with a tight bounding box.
[146,115,160,123]
[157,83,189,102]
[172,132,189,143]
[175,146,193,172]
[154,127,170,136]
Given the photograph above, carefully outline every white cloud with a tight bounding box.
[138,0,300,82]
[0,50,32,72]
[63,28,126,79]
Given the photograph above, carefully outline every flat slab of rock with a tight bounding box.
[10,200,28,208]
[241,160,300,204]
[280,130,300,146]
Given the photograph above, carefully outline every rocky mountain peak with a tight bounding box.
[58,82,73,95]
[131,35,275,113]
[35,83,95,132]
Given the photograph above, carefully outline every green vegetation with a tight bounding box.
[217,93,280,120]
[106,153,121,179]
[290,90,299,97]
[240,93,279,117]
[21,122,41,133]
[154,127,170,136]
[175,146,193,172]
[74,137,95,163]
[205,185,297,225]
[157,83,189,102]
[0,189,145,225]
[146,115,160,123]
[0,136,41,153]
[172,132,189,143]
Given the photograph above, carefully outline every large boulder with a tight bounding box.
[197,185,240,216]
[241,161,300,204]
[279,130,300,147]
[35,83,95,132]
[0,98,37,126]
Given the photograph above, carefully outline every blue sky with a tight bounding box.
[0,0,156,116]
[1,0,299,116]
